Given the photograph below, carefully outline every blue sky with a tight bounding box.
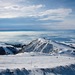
[0,0,75,30]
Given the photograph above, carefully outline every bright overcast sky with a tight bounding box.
[0,0,75,30]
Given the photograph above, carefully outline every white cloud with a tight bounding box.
[39,8,72,20]
[0,4,43,18]
[40,18,75,30]
[0,0,72,21]
[57,19,75,29]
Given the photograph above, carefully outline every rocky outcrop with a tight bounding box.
[0,45,18,55]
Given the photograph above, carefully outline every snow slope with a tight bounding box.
[0,53,75,75]
[0,52,75,69]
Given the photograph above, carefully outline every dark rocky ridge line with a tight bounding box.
[0,64,75,75]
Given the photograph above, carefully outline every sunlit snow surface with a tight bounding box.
[0,52,75,69]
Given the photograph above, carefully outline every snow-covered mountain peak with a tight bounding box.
[23,38,53,53]
[23,38,75,55]
[37,38,49,43]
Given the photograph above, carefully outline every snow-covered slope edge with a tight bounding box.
[0,64,75,75]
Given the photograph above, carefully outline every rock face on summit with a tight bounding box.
[23,38,53,53]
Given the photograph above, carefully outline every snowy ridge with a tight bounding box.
[23,38,75,55]
[0,64,75,75]
[0,53,75,69]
